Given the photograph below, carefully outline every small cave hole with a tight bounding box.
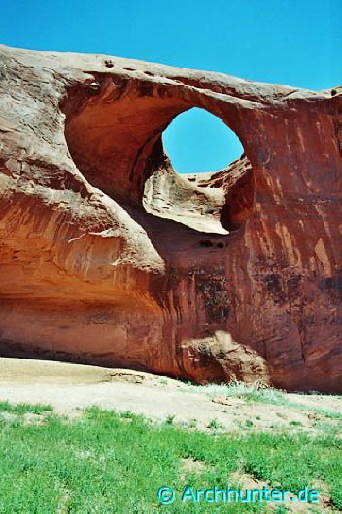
[104,60,114,68]
[85,81,101,96]
[200,240,214,247]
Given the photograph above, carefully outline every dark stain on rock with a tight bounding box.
[265,273,282,293]
[196,275,229,322]
[319,270,342,300]
[287,274,302,292]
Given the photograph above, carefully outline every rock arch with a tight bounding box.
[0,46,341,392]
[63,75,255,235]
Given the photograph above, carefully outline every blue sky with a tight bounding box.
[1,0,340,172]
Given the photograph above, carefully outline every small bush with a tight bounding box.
[165,414,175,425]
[207,418,223,429]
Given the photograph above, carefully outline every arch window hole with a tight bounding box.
[143,107,254,235]
[162,107,244,174]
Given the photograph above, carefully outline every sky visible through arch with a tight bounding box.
[162,109,244,173]
[1,0,340,172]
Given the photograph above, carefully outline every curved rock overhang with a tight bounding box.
[62,71,256,233]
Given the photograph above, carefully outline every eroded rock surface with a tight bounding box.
[0,46,341,392]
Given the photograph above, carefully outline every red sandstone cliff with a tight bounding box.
[0,46,341,392]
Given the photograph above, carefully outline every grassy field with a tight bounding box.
[0,402,341,513]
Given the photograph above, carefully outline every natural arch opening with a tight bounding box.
[162,107,244,173]
[62,76,255,235]
[143,109,254,234]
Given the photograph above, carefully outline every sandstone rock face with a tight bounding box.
[0,46,341,392]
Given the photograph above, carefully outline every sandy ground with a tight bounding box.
[0,357,340,433]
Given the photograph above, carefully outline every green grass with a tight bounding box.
[184,380,342,420]
[0,401,53,414]
[302,407,342,421]
[184,379,288,405]
[0,405,340,512]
